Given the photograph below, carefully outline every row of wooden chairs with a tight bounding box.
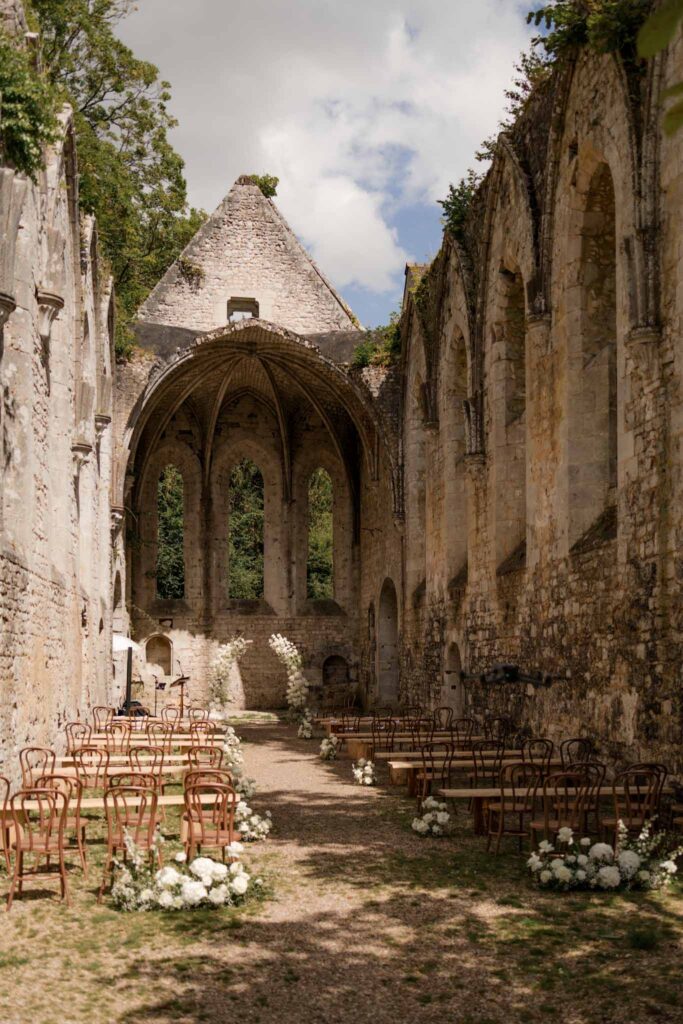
[2,757,238,908]
[65,719,219,755]
[88,704,209,731]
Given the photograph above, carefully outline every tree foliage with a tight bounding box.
[156,465,185,600]
[29,0,206,358]
[245,173,279,197]
[0,32,58,179]
[307,468,334,600]
[528,0,653,60]
[228,459,265,600]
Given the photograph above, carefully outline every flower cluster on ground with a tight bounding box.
[320,735,341,761]
[269,633,313,738]
[352,758,376,785]
[222,725,272,839]
[412,796,452,836]
[110,835,263,911]
[209,636,252,710]
[528,822,682,891]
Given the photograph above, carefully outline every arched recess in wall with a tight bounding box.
[307,467,334,599]
[146,634,173,676]
[442,641,464,715]
[491,261,527,570]
[228,457,265,599]
[156,464,185,599]
[568,161,618,548]
[440,327,469,584]
[404,333,428,603]
[377,578,399,704]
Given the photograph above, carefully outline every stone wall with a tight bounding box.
[360,40,683,773]
[0,102,115,778]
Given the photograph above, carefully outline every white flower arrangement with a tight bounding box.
[110,834,262,911]
[221,727,271,826]
[412,796,452,837]
[297,708,313,739]
[268,634,312,735]
[209,636,252,709]
[352,758,376,786]
[528,821,682,892]
[319,735,341,761]
[235,799,273,842]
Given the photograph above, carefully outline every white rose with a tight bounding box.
[580,837,591,847]
[211,863,229,882]
[538,840,554,854]
[230,874,249,896]
[557,827,574,844]
[190,857,217,879]
[539,870,552,884]
[225,841,244,857]
[174,851,187,863]
[554,865,573,883]
[661,860,678,875]
[208,884,228,906]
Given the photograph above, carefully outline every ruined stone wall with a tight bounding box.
[369,40,683,771]
[0,112,115,778]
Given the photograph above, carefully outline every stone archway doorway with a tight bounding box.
[377,578,399,703]
[442,641,464,714]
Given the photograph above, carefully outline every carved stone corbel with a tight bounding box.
[71,441,93,483]
[110,505,125,542]
[626,325,662,380]
[94,413,111,438]
[36,288,64,375]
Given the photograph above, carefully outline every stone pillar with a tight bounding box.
[525,313,554,569]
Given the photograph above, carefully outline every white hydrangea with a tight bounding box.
[596,865,621,889]
[589,843,614,863]
[617,850,641,878]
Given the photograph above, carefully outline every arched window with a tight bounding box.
[146,635,172,676]
[493,262,527,568]
[156,465,185,599]
[569,162,618,545]
[228,458,264,599]
[307,468,333,599]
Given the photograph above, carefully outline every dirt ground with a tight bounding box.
[1,721,682,1024]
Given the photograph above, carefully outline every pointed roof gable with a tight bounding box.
[138,177,358,336]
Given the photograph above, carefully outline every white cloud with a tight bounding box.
[119,0,532,295]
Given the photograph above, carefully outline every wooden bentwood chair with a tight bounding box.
[487,762,540,854]
[7,788,70,910]
[183,783,239,861]
[34,774,88,876]
[99,784,162,901]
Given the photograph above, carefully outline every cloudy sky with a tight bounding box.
[119,1,534,326]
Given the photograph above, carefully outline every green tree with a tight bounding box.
[156,465,184,600]
[29,0,206,357]
[528,0,653,60]
[0,32,58,178]
[307,468,334,600]
[228,459,265,600]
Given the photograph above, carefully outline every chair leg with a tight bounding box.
[6,849,21,911]
[59,845,71,907]
[77,826,87,877]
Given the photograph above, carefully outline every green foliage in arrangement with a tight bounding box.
[156,465,185,600]
[245,174,279,198]
[306,468,334,600]
[0,32,59,179]
[351,310,402,369]
[28,0,207,359]
[228,459,265,601]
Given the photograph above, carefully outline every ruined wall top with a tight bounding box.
[137,178,358,340]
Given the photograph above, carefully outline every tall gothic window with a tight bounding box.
[228,458,265,599]
[307,468,334,599]
[156,465,185,599]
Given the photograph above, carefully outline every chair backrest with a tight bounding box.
[190,721,217,744]
[109,771,157,790]
[188,707,209,722]
[104,785,158,847]
[184,768,233,789]
[614,765,663,826]
[499,761,540,807]
[130,745,165,776]
[104,720,131,754]
[523,738,555,770]
[34,772,77,806]
[340,712,360,733]
[471,739,505,784]
[451,718,476,745]
[432,707,454,730]
[187,745,224,769]
[371,718,397,751]
[410,718,435,748]
[147,721,174,752]
[560,737,593,768]
[161,705,181,724]
[73,746,110,788]
[92,706,114,731]
[10,788,67,853]
[420,741,455,785]
[19,747,56,787]
[629,761,668,801]
[372,706,393,721]
[184,783,237,839]
[486,716,514,742]
[399,705,423,729]
[65,722,92,753]
[539,771,589,830]
[565,760,606,810]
